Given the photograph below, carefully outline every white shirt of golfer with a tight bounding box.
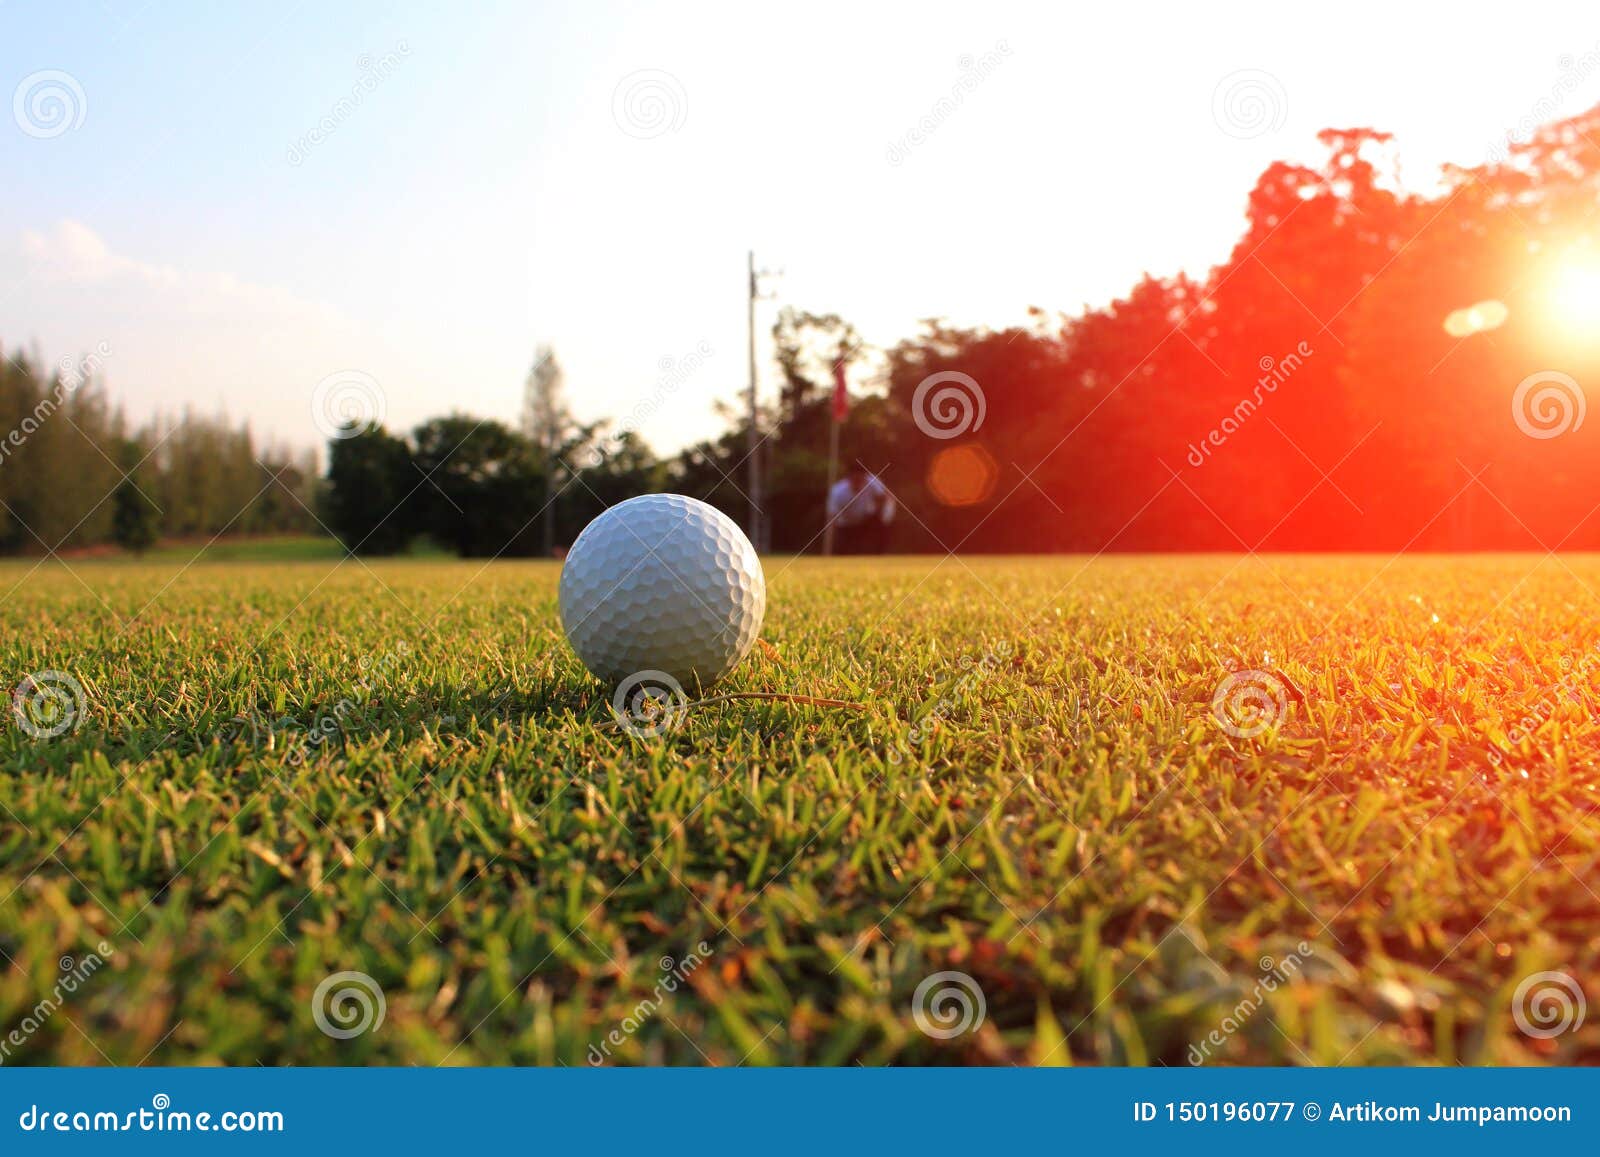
[827,474,896,528]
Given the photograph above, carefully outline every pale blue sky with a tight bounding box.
[4,1,1599,457]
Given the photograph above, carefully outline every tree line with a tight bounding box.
[865,111,1600,552]
[0,347,317,554]
[333,105,1600,556]
[14,99,1600,557]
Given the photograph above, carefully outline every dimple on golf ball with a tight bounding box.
[558,493,766,690]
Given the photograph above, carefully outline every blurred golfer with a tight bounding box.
[827,463,896,554]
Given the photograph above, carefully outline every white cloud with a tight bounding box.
[16,219,339,323]
[1,220,389,454]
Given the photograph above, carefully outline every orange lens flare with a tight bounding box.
[1442,299,1507,337]
[927,444,1000,508]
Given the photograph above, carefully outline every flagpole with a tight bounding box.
[746,250,762,551]
[823,353,846,557]
[823,414,841,556]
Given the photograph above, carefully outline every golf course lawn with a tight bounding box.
[2,551,1597,1065]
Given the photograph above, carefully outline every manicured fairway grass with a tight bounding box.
[1,552,1597,1065]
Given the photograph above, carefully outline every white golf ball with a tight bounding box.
[558,493,766,690]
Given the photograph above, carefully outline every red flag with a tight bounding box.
[832,359,849,422]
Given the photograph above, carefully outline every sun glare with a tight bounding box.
[1548,263,1600,334]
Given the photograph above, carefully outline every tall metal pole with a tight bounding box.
[822,411,841,557]
[746,249,762,550]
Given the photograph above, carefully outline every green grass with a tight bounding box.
[1,553,1597,1066]
[128,535,348,564]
